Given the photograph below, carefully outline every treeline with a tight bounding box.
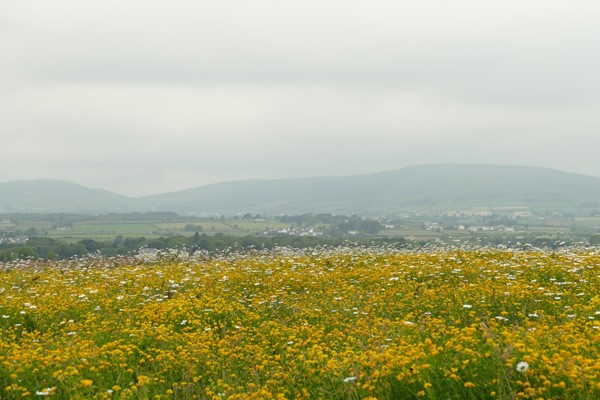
[0,234,408,262]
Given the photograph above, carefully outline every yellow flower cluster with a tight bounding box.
[0,248,599,399]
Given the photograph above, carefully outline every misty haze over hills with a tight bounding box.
[2,164,600,215]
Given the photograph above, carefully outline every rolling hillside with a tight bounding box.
[0,179,134,213]
[2,165,600,215]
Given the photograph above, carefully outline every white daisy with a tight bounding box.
[516,361,529,373]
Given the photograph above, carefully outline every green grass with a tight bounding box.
[574,216,600,228]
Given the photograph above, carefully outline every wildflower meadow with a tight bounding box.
[1,247,599,399]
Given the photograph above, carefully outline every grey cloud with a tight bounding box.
[6,1,598,92]
[2,0,600,195]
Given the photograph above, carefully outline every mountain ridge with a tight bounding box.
[2,164,600,215]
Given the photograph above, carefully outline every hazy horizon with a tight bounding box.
[3,163,600,199]
[2,1,600,196]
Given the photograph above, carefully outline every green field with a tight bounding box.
[2,213,599,248]
[24,219,295,242]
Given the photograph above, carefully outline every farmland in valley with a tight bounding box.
[1,248,600,399]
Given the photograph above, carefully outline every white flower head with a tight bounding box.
[516,361,529,373]
[35,388,55,396]
[343,376,357,383]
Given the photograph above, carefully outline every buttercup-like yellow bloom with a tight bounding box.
[0,249,599,399]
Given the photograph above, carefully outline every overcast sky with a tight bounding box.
[2,0,600,197]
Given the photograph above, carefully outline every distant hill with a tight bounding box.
[0,179,134,214]
[2,165,600,215]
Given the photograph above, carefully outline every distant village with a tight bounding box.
[1,205,599,255]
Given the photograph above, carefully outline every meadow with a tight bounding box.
[1,247,599,399]
[2,219,293,243]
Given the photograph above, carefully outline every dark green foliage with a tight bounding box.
[184,224,204,232]
[0,237,89,261]
[0,234,407,261]
[79,239,102,252]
